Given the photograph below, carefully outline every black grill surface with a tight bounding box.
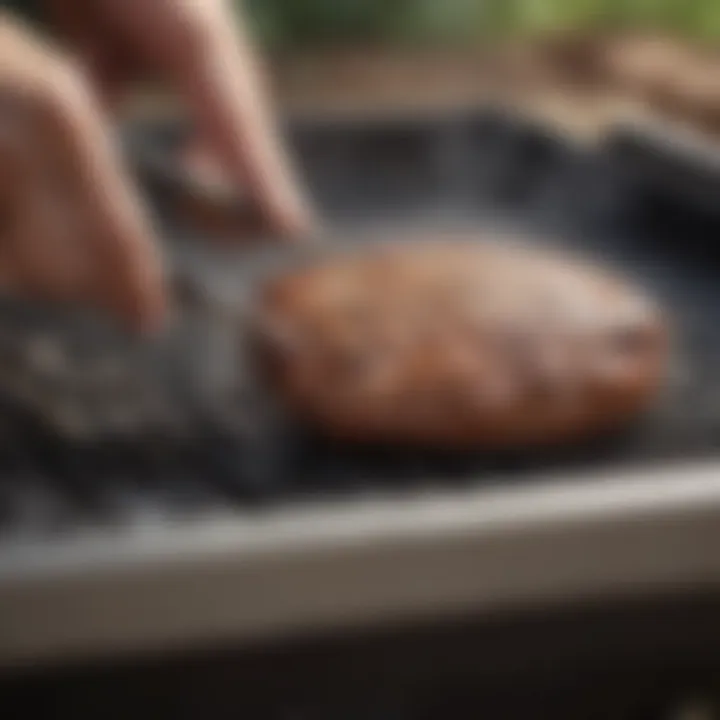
[0,109,718,540]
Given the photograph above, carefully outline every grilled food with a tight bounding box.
[255,237,668,448]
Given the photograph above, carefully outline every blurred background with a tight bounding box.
[244,0,720,45]
[233,0,720,140]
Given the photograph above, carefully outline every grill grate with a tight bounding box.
[0,110,720,539]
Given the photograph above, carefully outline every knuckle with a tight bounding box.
[29,62,100,142]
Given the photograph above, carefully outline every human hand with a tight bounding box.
[47,0,314,240]
[0,17,165,331]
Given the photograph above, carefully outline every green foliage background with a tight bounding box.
[242,0,720,46]
[6,0,719,45]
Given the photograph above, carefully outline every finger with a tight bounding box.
[180,9,313,238]
[9,199,91,304]
[97,0,314,239]
[44,68,166,331]
[0,107,28,223]
[0,102,38,292]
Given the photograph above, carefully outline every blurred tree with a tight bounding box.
[242,0,720,44]
[3,0,718,43]
[243,0,413,45]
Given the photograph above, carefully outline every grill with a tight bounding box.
[2,109,720,674]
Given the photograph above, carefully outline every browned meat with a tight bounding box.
[254,237,668,448]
